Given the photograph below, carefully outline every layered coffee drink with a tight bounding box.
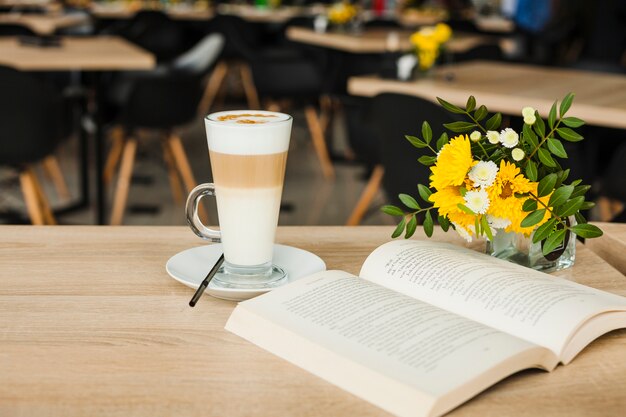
[202,110,291,282]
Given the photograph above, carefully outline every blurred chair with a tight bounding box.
[215,15,335,179]
[451,43,504,62]
[0,23,36,36]
[598,143,626,222]
[346,93,460,225]
[0,66,67,225]
[107,34,224,225]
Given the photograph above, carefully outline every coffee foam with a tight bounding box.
[205,110,292,155]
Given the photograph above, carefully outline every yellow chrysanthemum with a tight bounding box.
[430,135,475,190]
[429,186,475,231]
[486,160,549,236]
[433,23,452,43]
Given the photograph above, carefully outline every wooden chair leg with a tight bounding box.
[166,134,209,223]
[29,167,57,225]
[41,156,70,201]
[304,105,335,180]
[103,127,125,185]
[162,141,184,205]
[110,138,137,226]
[19,168,45,225]
[319,94,333,133]
[239,63,261,110]
[198,61,229,116]
[346,165,385,226]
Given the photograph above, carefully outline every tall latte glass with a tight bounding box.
[186,110,292,289]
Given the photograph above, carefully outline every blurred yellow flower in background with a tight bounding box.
[409,23,452,70]
[328,2,357,25]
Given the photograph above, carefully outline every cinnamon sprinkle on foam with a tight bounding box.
[217,113,277,122]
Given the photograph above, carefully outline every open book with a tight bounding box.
[225,240,626,417]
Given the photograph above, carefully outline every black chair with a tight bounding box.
[107,34,224,225]
[598,143,626,222]
[214,15,335,179]
[0,66,66,224]
[0,24,36,36]
[346,93,461,225]
[451,43,504,63]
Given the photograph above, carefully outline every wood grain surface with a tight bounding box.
[286,27,500,54]
[0,36,155,71]
[586,222,626,275]
[0,13,88,35]
[0,225,625,417]
[348,61,626,129]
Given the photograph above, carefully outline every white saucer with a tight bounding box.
[166,244,326,301]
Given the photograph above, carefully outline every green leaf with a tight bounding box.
[548,101,557,130]
[417,184,433,202]
[459,186,468,197]
[560,92,575,117]
[391,217,406,238]
[439,215,450,232]
[557,127,583,142]
[555,169,570,189]
[457,203,476,215]
[548,185,574,208]
[522,199,538,212]
[405,135,428,148]
[422,121,432,144]
[466,96,476,113]
[525,160,538,181]
[574,211,587,224]
[570,184,591,198]
[561,117,585,128]
[443,121,477,133]
[523,123,538,148]
[485,112,502,130]
[436,132,449,150]
[570,179,582,187]
[475,216,481,237]
[382,205,404,216]
[532,218,557,243]
[521,209,546,228]
[474,105,488,122]
[571,223,603,238]
[542,229,566,256]
[480,215,493,240]
[423,211,434,237]
[537,147,557,167]
[399,193,420,210]
[537,173,558,197]
[580,201,595,210]
[436,97,466,114]
[554,196,584,217]
[405,215,417,238]
[418,155,437,166]
[547,138,568,158]
[534,114,545,137]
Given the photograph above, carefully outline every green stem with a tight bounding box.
[465,111,488,134]
[476,141,489,158]
[528,191,570,230]
[524,120,561,166]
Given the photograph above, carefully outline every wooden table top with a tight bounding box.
[0,12,88,35]
[348,60,626,129]
[90,3,214,21]
[0,35,155,70]
[217,4,322,24]
[587,222,626,275]
[1,225,625,417]
[286,27,501,54]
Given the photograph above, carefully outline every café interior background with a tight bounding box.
[0,0,625,227]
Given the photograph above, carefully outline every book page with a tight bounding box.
[359,240,626,358]
[227,271,553,415]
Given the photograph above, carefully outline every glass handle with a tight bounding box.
[185,183,221,243]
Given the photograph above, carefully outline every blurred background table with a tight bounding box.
[0,12,88,35]
[348,61,626,129]
[1,225,625,417]
[587,222,626,275]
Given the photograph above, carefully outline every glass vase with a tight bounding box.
[486,217,576,273]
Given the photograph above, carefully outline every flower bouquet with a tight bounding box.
[409,23,452,71]
[383,94,603,270]
[327,1,358,28]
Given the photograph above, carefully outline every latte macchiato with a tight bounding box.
[185,110,292,289]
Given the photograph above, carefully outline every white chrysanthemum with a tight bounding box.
[470,130,482,142]
[468,161,498,188]
[464,189,490,214]
[499,128,519,148]
[511,148,525,161]
[522,106,535,118]
[486,130,500,144]
[453,222,473,242]
[487,215,511,230]
[524,114,536,125]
